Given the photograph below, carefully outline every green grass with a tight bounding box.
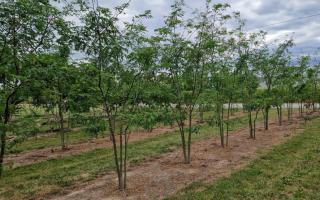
[7,130,91,154]
[8,109,232,154]
[169,118,320,200]
[0,114,250,200]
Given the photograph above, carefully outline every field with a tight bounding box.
[170,118,320,200]
[1,108,320,200]
[1,0,320,199]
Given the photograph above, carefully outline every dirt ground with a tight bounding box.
[47,112,315,200]
[5,112,245,167]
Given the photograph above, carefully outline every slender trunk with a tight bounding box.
[287,102,290,120]
[253,110,259,139]
[178,119,187,163]
[0,127,6,178]
[124,129,128,189]
[248,109,253,138]
[276,106,280,125]
[276,105,282,126]
[0,109,9,178]
[58,102,66,150]
[119,125,123,190]
[187,110,192,164]
[279,105,282,126]
[219,104,224,147]
[108,116,121,189]
[264,107,269,130]
[226,100,231,147]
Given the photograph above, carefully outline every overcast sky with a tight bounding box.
[72,0,320,63]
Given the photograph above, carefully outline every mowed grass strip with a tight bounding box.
[169,118,320,200]
[8,130,91,154]
[0,114,251,200]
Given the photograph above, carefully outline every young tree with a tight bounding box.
[257,40,293,130]
[75,0,152,190]
[196,2,235,148]
[155,0,212,163]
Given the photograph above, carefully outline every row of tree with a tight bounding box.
[1,0,319,190]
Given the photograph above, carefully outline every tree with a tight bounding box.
[0,0,66,177]
[155,0,212,163]
[28,54,79,150]
[75,0,152,190]
[191,2,235,148]
[257,40,293,130]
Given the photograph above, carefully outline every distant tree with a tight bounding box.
[29,54,78,150]
[257,40,293,130]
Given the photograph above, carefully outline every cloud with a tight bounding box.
[64,0,320,62]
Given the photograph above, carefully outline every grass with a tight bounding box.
[8,109,236,154]
[169,118,320,200]
[0,113,251,200]
[7,130,91,154]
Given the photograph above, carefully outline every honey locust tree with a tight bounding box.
[0,0,67,177]
[236,31,265,138]
[200,2,237,147]
[257,40,293,130]
[155,0,208,163]
[75,0,152,190]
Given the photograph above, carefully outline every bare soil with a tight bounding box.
[47,112,315,200]
[5,112,244,167]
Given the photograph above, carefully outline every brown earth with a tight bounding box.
[5,112,244,167]
[47,112,316,200]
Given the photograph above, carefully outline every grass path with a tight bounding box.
[170,118,320,200]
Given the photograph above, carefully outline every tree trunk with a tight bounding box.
[108,115,121,190]
[279,105,282,125]
[0,128,6,178]
[119,126,124,190]
[287,102,290,121]
[248,109,253,138]
[178,119,187,163]
[58,102,66,150]
[276,105,282,126]
[187,110,192,164]
[264,107,269,130]
[124,129,129,189]
[226,100,231,147]
[219,104,224,147]
[0,108,9,178]
[253,110,259,139]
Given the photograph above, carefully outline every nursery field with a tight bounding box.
[1,0,320,199]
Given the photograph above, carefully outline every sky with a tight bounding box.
[70,0,320,63]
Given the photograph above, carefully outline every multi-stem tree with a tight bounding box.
[197,2,235,147]
[257,40,293,130]
[155,0,208,163]
[75,0,152,190]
